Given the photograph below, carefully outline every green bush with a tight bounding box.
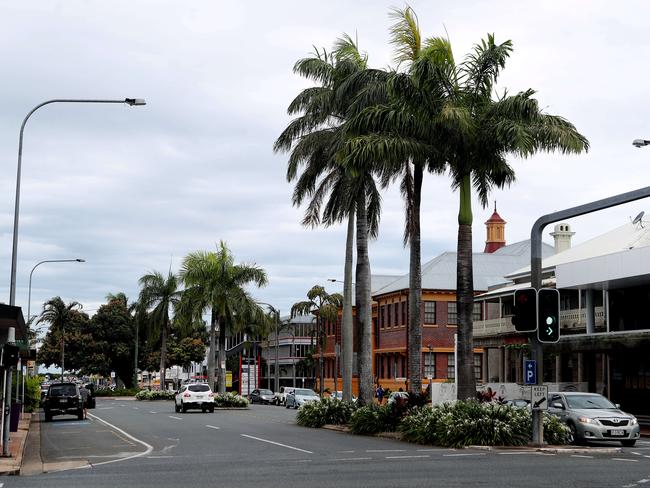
[349,404,395,435]
[24,376,42,413]
[96,387,140,397]
[398,401,572,447]
[296,398,357,428]
[135,390,174,401]
[213,392,248,408]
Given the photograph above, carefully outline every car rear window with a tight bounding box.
[188,384,210,392]
[49,385,77,397]
[260,390,273,395]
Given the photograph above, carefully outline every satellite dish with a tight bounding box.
[633,211,645,227]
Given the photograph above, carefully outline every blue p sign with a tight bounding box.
[525,360,537,385]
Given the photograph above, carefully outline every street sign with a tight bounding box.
[524,359,537,385]
[531,385,548,410]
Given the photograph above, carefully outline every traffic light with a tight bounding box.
[537,288,560,343]
[0,344,19,368]
[513,288,538,332]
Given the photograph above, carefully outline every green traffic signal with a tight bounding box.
[537,288,560,343]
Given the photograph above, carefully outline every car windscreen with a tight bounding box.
[49,385,77,397]
[188,384,210,392]
[296,389,315,396]
[565,394,615,409]
[260,390,273,395]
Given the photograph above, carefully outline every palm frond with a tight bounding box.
[388,6,421,66]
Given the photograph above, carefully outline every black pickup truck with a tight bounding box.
[43,382,83,421]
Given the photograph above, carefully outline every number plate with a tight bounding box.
[610,429,625,436]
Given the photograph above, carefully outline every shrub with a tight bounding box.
[24,376,42,413]
[349,404,396,435]
[96,387,140,397]
[213,392,248,408]
[296,398,357,428]
[135,390,174,401]
[398,400,572,447]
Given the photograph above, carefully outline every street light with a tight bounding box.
[633,139,650,148]
[5,98,144,457]
[27,259,85,324]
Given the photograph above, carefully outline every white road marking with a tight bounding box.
[168,416,182,420]
[386,455,430,459]
[149,411,157,414]
[206,425,220,430]
[240,434,313,454]
[499,452,538,455]
[622,484,638,488]
[366,449,405,453]
[612,458,639,462]
[332,457,372,461]
[416,449,439,452]
[637,480,650,484]
[338,450,355,453]
[571,455,593,459]
[443,453,486,457]
[631,451,641,456]
[85,412,153,467]
[97,407,114,410]
[132,407,139,410]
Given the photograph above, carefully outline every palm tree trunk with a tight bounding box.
[159,316,167,391]
[355,191,373,405]
[342,210,355,402]
[217,317,226,394]
[208,309,217,391]
[408,164,423,394]
[456,173,476,400]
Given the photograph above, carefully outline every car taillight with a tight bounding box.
[183,392,190,398]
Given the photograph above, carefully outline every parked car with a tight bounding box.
[273,386,295,406]
[548,392,640,447]
[330,391,357,402]
[43,382,83,421]
[175,383,215,413]
[286,388,319,409]
[249,389,275,404]
[387,391,409,404]
[504,398,531,409]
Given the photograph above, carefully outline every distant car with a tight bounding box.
[286,388,319,409]
[330,391,357,402]
[548,392,641,447]
[504,398,531,409]
[43,382,83,422]
[249,389,275,405]
[273,386,295,406]
[387,391,409,404]
[175,383,215,413]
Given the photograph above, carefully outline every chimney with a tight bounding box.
[550,223,575,253]
[484,202,506,253]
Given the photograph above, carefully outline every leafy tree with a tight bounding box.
[167,337,206,369]
[137,271,181,390]
[291,286,342,397]
[178,241,268,393]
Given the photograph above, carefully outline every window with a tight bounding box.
[402,300,407,325]
[447,354,455,380]
[447,302,457,325]
[379,305,385,329]
[474,354,482,381]
[424,352,435,378]
[472,302,482,321]
[424,301,436,324]
[387,304,393,327]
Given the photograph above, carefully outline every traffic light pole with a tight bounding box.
[530,185,650,445]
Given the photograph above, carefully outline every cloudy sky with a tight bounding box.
[1,1,649,325]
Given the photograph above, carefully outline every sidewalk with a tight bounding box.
[0,413,31,475]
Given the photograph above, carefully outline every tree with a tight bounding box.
[275,35,383,404]
[178,241,267,393]
[290,285,342,397]
[137,271,181,391]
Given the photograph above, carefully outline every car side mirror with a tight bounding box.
[551,402,564,409]
[615,403,620,409]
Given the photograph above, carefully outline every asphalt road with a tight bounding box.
[8,398,650,488]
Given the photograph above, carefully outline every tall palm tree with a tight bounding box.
[290,285,342,396]
[38,296,82,376]
[275,35,383,404]
[178,241,268,393]
[137,271,181,392]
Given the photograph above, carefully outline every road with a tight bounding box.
[7,398,650,488]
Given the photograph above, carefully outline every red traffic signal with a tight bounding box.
[513,288,537,332]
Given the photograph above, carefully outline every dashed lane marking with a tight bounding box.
[240,434,313,454]
[571,455,594,459]
[149,411,157,414]
[332,457,372,461]
[386,455,430,460]
[366,449,405,453]
[498,452,538,455]
[443,453,486,457]
[168,416,182,420]
[637,479,650,484]
[337,450,355,453]
[612,458,639,462]
[206,425,220,430]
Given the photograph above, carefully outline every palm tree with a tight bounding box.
[178,241,268,393]
[291,285,342,396]
[275,35,383,404]
[137,271,181,392]
[38,296,82,376]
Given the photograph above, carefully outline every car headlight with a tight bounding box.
[630,418,638,426]
[578,416,599,425]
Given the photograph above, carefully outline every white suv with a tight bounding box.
[175,383,215,413]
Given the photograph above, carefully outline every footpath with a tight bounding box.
[0,413,31,475]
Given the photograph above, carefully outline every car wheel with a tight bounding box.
[621,440,637,447]
[568,423,584,445]
[44,412,52,422]
[201,406,206,413]
[285,402,290,409]
[175,402,180,413]
[181,402,187,413]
